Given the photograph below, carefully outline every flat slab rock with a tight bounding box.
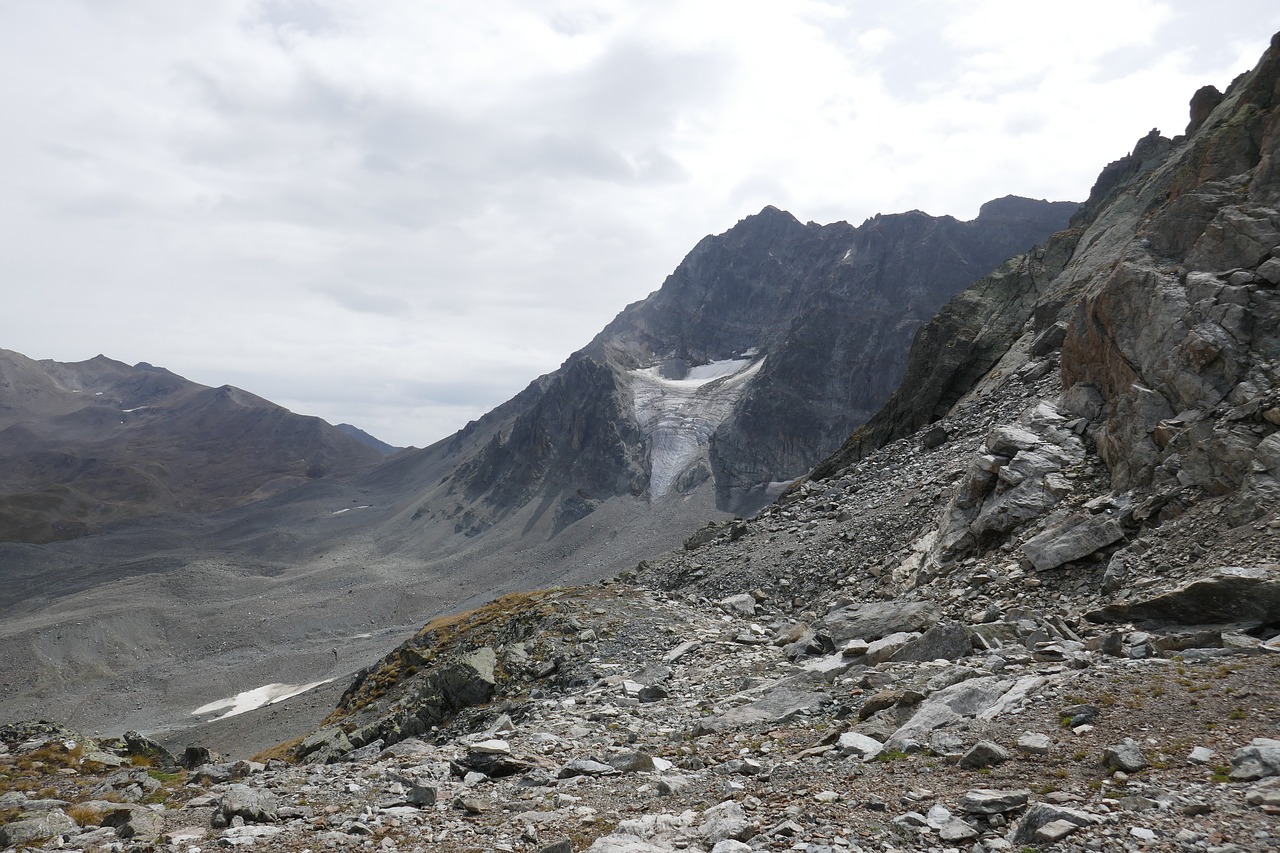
[695,687,828,733]
[1087,565,1280,625]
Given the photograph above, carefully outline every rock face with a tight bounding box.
[406,196,1076,537]
[0,349,390,543]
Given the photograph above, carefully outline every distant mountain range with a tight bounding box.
[0,350,392,542]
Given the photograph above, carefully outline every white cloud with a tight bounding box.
[1,0,1278,446]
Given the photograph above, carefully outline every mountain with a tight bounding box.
[398,194,1076,543]
[0,197,1074,744]
[4,31,1280,853]
[0,350,388,542]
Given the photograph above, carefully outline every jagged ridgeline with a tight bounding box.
[418,195,1075,535]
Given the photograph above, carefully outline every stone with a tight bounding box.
[821,601,941,643]
[938,818,979,842]
[218,784,279,824]
[538,841,574,853]
[0,809,77,848]
[559,758,618,778]
[102,804,164,840]
[1246,777,1280,807]
[710,841,753,853]
[1036,819,1083,843]
[718,593,757,617]
[1022,513,1125,572]
[1009,803,1094,845]
[1017,732,1052,755]
[1258,256,1280,285]
[887,622,974,663]
[1088,566,1280,626]
[957,740,1011,769]
[1188,746,1216,765]
[864,631,920,663]
[958,788,1030,814]
[607,751,657,773]
[123,730,179,771]
[1230,738,1280,781]
[699,800,753,844]
[180,745,213,769]
[885,676,1013,752]
[1103,738,1149,773]
[836,731,883,760]
[695,686,828,733]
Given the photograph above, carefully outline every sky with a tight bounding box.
[2,1,1278,448]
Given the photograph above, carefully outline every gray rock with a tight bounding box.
[695,686,828,733]
[1258,256,1280,285]
[1103,738,1149,773]
[1230,738,1280,781]
[821,601,941,643]
[836,731,883,760]
[884,676,1013,752]
[699,800,753,844]
[864,631,920,663]
[1022,512,1125,571]
[718,593,757,617]
[0,809,77,847]
[1246,777,1280,807]
[538,840,574,853]
[218,783,279,824]
[938,818,979,842]
[102,804,164,841]
[123,730,179,771]
[559,758,618,779]
[607,752,657,773]
[958,740,1012,769]
[1017,732,1052,755]
[888,622,974,663]
[1008,799,1090,840]
[1087,566,1280,626]
[959,788,1030,814]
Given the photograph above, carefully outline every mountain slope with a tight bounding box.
[394,195,1076,546]
[0,350,388,542]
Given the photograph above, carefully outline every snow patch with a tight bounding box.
[191,679,334,721]
[121,406,149,413]
[331,505,371,516]
[630,357,764,499]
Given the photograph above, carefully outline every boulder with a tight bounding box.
[958,740,1012,769]
[0,809,77,847]
[699,800,753,844]
[820,601,941,643]
[218,784,279,824]
[888,623,974,662]
[102,804,164,841]
[1103,738,1149,773]
[1230,738,1280,781]
[1087,566,1280,626]
[958,788,1030,814]
[1010,803,1094,845]
[1022,513,1125,571]
[695,686,828,734]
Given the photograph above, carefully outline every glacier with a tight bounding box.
[629,357,764,499]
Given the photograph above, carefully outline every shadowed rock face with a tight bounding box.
[0,349,389,542]
[428,195,1077,526]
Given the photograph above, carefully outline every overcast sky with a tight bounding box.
[2,1,1277,447]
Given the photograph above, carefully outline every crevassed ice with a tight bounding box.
[630,357,764,499]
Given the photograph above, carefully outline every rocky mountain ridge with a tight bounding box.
[0,349,390,543]
[6,29,1280,853]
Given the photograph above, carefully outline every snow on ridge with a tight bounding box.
[630,357,764,500]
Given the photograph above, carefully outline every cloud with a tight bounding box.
[1,0,1279,447]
